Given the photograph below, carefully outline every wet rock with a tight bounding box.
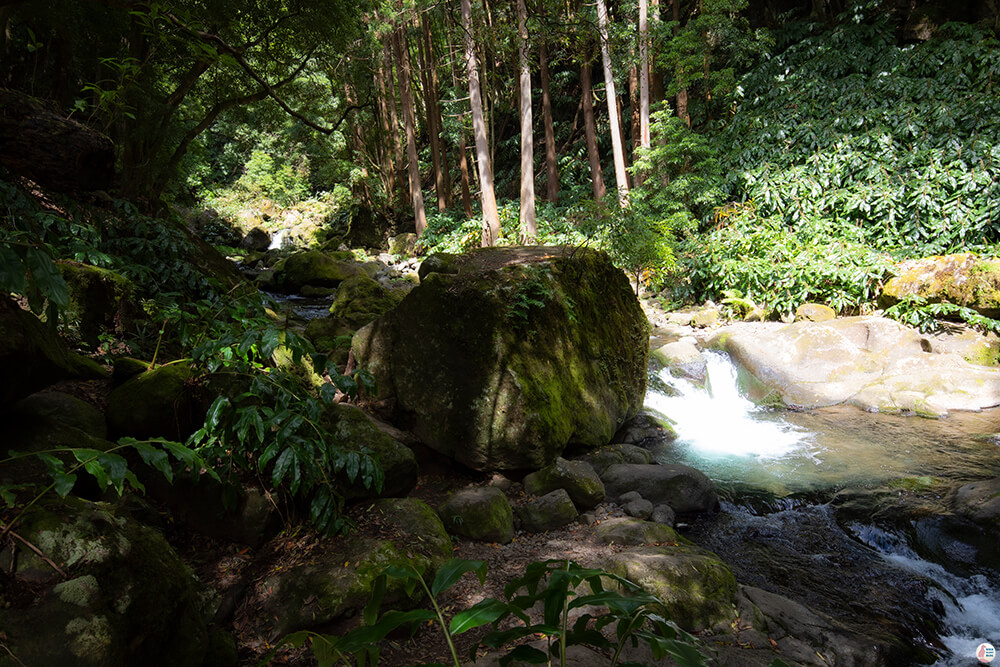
[711,316,1000,415]
[651,504,676,527]
[353,247,648,471]
[601,463,718,514]
[517,489,578,532]
[612,413,676,447]
[266,250,362,292]
[437,486,514,543]
[951,477,1000,528]
[239,226,271,252]
[651,339,706,383]
[522,457,605,510]
[329,273,404,329]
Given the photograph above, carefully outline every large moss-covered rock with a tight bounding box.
[438,486,514,543]
[517,488,579,532]
[9,391,107,439]
[601,464,718,514]
[57,260,136,347]
[106,361,207,441]
[254,498,451,638]
[594,517,683,546]
[353,247,649,471]
[330,273,404,328]
[269,250,361,292]
[0,296,107,405]
[880,253,1000,318]
[0,497,217,667]
[602,543,738,632]
[322,402,418,499]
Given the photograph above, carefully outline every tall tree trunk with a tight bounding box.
[673,0,690,126]
[423,15,451,208]
[393,29,427,236]
[416,17,446,213]
[637,0,651,188]
[461,0,500,246]
[596,0,630,206]
[384,40,407,207]
[375,57,398,207]
[450,53,475,218]
[629,64,641,186]
[580,60,606,201]
[517,0,536,242]
[649,0,664,103]
[539,40,558,203]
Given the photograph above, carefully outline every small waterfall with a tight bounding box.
[268,228,288,250]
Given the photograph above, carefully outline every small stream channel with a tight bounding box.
[645,351,1000,665]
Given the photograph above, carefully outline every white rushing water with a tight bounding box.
[644,350,1000,664]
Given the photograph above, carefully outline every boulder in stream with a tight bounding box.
[352,247,649,471]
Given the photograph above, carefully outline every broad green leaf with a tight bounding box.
[431,558,488,597]
[52,471,78,497]
[449,598,510,635]
[132,441,173,483]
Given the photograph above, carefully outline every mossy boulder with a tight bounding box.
[304,316,354,366]
[57,260,137,347]
[353,247,649,471]
[794,303,836,322]
[254,498,451,638]
[270,250,362,292]
[106,361,207,441]
[322,402,418,499]
[594,517,684,546]
[9,391,106,439]
[522,457,605,510]
[600,464,718,515]
[651,339,706,383]
[517,488,578,532]
[880,253,1000,318]
[330,273,404,329]
[575,444,651,476]
[602,543,738,632]
[951,477,1000,529]
[0,295,107,405]
[437,486,515,543]
[0,497,217,667]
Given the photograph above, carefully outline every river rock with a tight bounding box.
[600,463,718,514]
[951,477,1000,528]
[9,391,107,439]
[329,272,403,328]
[522,458,605,510]
[106,361,208,441]
[711,316,1000,415]
[58,260,137,347]
[0,497,219,667]
[880,253,1000,318]
[613,413,676,447]
[253,498,451,638]
[0,295,107,405]
[239,226,271,252]
[267,249,361,292]
[353,247,649,470]
[517,488,579,532]
[594,517,681,546]
[437,486,514,543]
[602,543,738,631]
[575,443,651,476]
[794,302,835,322]
[651,339,707,383]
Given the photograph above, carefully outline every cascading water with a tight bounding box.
[645,350,1000,665]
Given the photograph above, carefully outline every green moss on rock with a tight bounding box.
[57,260,136,347]
[881,253,1000,318]
[106,361,205,440]
[330,273,404,328]
[438,487,514,543]
[275,250,361,291]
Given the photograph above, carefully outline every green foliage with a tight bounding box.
[172,291,380,534]
[883,295,1000,335]
[420,201,590,255]
[268,558,710,667]
[236,149,311,207]
[717,15,1000,254]
[676,213,891,317]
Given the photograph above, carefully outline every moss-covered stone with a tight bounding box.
[304,315,354,366]
[602,544,739,632]
[57,260,136,347]
[438,486,514,543]
[112,356,149,385]
[0,497,210,666]
[10,391,106,439]
[273,250,362,291]
[517,488,578,532]
[106,361,206,441]
[594,517,685,546]
[330,273,404,329]
[794,303,836,322]
[880,253,1000,318]
[522,457,605,510]
[0,295,107,405]
[576,444,652,476]
[256,497,451,638]
[322,402,417,499]
[353,247,649,471]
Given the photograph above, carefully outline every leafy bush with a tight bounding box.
[237,149,311,207]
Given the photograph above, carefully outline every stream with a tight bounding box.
[645,351,1000,665]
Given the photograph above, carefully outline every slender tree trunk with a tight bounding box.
[539,40,558,203]
[596,0,630,206]
[673,0,689,126]
[649,0,664,103]
[423,15,451,207]
[629,64,641,186]
[580,60,606,201]
[417,17,446,213]
[384,40,407,207]
[461,0,500,246]
[375,58,398,207]
[393,29,427,236]
[516,0,536,242]
[639,0,651,149]
[450,53,475,217]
